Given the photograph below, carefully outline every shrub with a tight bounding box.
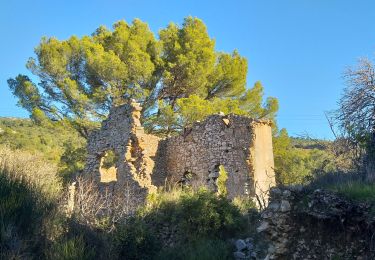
[45,235,95,260]
[114,219,160,260]
[156,238,232,260]
[217,165,228,196]
[143,188,244,242]
[232,196,257,214]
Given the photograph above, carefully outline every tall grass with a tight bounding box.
[0,145,62,258]
[0,146,62,200]
[309,172,375,204]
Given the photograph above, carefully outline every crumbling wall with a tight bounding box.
[258,187,375,259]
[83,103,275,205]
[83,102,158,204]
[251,122,276,204]
[153,115,275,199]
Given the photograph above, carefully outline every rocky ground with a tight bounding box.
[233,186,375,259]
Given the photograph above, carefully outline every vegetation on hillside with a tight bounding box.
[0,117,84,163]
[3,15,375,259]
[0,145,258,259]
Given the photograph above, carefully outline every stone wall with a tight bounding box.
[83,102,275,205]
[257,186,375,259]
[153,115,275,200]
[83,102,159,204]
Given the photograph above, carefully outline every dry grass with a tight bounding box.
[0,145,62,200]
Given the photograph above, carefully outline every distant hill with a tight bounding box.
[291,137,331,151]
[0,117,84,162]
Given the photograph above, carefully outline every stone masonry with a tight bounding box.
[83,102,275,205]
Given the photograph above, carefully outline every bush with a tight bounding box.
[156,238,232,260]
[218,165,228,196]
[114,219,160,260]
[143,188,244,242]
[232,196,257,214]
[45,235,95,260]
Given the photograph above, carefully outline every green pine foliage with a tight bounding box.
[8,17,278,137]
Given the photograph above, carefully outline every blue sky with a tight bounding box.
[1,0,375,139]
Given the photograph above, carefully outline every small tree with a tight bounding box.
[336,57,375,178]
[217,165,228,196]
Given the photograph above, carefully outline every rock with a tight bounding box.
[208,171,219,178]
[257,221,269,233]
[245,237,253,243]
[280,200,291,212]
[246,241,254,251]
[289,184,303,192]
[268,202,280,211]
[222,118,230,125]
[235,239,247,251]
[233,251,246,259]
[270,187,282,196]
[268,244,276,254]
[282,190,291,197]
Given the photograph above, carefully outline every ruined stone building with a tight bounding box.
[83,102,275,205]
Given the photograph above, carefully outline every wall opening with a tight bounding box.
[99,149,118,183]
[207,165,228,195]
[178,170,196,188]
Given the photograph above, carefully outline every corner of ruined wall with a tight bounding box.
[82,101,160,207]
[249,119,276,206]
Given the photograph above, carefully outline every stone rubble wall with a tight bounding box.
[153,115,275,200]
[83,102,275,205]
[83,102,158,204]
[257,186,375,259]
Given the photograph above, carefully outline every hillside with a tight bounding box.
[0,117,84,162]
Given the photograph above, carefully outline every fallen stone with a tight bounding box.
[280,200,291,212]
[235,239,247,251]
[246,241,254,251]
[233,251,246,259]
[268,202,280,211]
[282,190,291,197]
[257,221,269,233]
[222,118,230,126]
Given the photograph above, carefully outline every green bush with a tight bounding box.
[218,165,228,196]
[144,188,244,242]
[0,118,84,163]
[232,196,257,214]
[59,142,86,183]
[46,235,95,260]
[156,238,232,260]
[114,219,160,260]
